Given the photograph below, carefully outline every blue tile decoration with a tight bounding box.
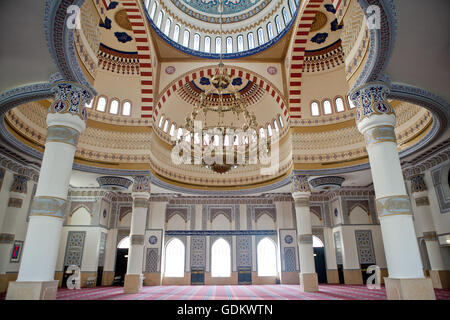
[331,18,343,31]
[107,1,119,10]
[114,32,132,43]
[284,247,296,272]
[324,4,336,13]
[200,77,210,85]
[232,77,242,86]
[355,230,376,264]
[99,17,112,30]
[145,248,159,273]
[311,33,328,44]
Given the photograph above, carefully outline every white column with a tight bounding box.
[292,175,318,292]
[124,176,150,293]
[350,82,435,299]
[409,175,446,276]
[0,176,28,275]
[6,81,92,300]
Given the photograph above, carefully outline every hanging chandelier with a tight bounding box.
[173,1,271,174]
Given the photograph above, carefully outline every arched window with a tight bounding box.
[193,33,200,50]
[163,119,169,132]
[282,8,290,25]
[267,124,273,136]
[159,115,165,128]
[165,238,185,277]
[226,37,233,53]
[247,32,255,49]
[97,96,107,112]
[257,28,264,45]
[85,99,93,108]
[150,2,157,20]
[109,99,119,114]
[348,96,356,108]
[335,97,345,112]
[173,24,180,42]
[273,119,279,132]
[122,101,131,116]
[257,238,277,276]
[211,239,231,277]
[204,36,211,52]
[311,101,320,116]
[259,127,266,138]
[278,115,284,128]
[275,15,282,33]
[177,127,183,139]
[183,29,190,47]
[169,124,175,136]
[237,35,244,52]
[156,11,163,28]
[164,18,171,36]
[215,37,222,53]
[313,235,324,248]
[289,0,296,16]
[267,22,274,40]
[117,236,130,249]
[323,100,332,114]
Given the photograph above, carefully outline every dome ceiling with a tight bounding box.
[172,0,271,23]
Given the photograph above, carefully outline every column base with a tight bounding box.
[384,277,436,300]
[280,272,300,284]
[299,273,318,292]
[123,274,143,294]
[343,269,363,285]
[6,280,59,300]
[429,270,450,289]
[326,270,340,284]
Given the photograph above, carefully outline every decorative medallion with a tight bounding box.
[267,66,277,75]
[311,33,329,44]
[114,9,132,31]
[310,11,328,32]
[114,32,132,43]
[165,66,176,74]
[284,235,293,244]
[149,235,158,245]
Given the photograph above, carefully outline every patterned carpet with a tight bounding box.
[5,284,446,300]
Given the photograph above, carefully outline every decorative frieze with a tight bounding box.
[8,197,23,208]
[294,198,310,208]
[364,125,396,146]
[46,126,80,146]
[133,198,149,208]
[415,196,430,207]
[130,235,144,245]
[298,234,313,244]
[29,196,67,219]
[375,195,412,218]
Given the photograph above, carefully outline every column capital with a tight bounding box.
[291,175,311,194]
[10,174,28,194]
[132,175,151,194]
[348,82,396,134]
[410,174,427,193]
[47,81,94,133]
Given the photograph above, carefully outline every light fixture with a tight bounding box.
[174,0,270,174]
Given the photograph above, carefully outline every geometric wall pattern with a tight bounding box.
[284,247,297,272]
[333,231,343,265]
[190,236,206,269]
[64,231,86,267]
[98,232,107,267]
[236,236,252,268]
[354,230,376,265]
[145,248,159,273]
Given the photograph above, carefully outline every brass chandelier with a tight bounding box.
[174,0,271,174]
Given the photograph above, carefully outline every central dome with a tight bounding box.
[173,0,271,23]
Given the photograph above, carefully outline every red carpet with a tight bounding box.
[3,284,447,300]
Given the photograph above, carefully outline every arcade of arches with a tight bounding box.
[0,0,449,301]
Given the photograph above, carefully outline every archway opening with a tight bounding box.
[211,238,231,277]
[165,238,185,277]
[257,238,277,276]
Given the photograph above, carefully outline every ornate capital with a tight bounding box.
[48,81,93,123]
[364,125,397,146]
[132,175,151,193]
[410,174,427,193]
[349,82,395,125]
[291,175,310,193]
[10,175,27,194]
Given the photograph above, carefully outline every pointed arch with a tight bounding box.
[257,237,277,276]
[211,238,231,277]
